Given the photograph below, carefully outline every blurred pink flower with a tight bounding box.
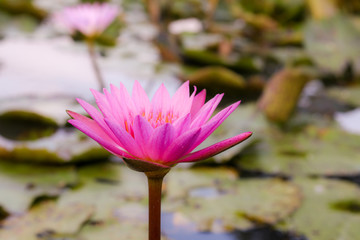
[67,82,252,169]
[54,3,119,38]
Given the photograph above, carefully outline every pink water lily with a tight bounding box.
[67,81,252,169]
[54,3,119,38]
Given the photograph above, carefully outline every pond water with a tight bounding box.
[162,213,307,240]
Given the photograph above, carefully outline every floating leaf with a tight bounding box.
[0,97,84,127]
[279,178,360,240]
[257,68,314,123]
[164,167,238,200]
[304,15,360,74]
[238,126,360,176]
[188,66,246,102]
[0,129,110,164]
[58,163,147,220]
[0,201,93,240]
[0,162,76,214]
[327,86,360,107]
[165,168,301,232]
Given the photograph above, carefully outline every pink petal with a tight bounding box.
[178,132,253,163]
[132,115,154,156]
[146,123,176,161]
[105,118,146,159]
[151,84,171,114]
[132,80,151,115]
[189,101,240,150]
[171,81,193,116]
[190,93,224,129]
[190,89,206,118]
[76,98,121,145]
[161,128,201,163]
[172,113,192,137]
[67,111,133,159]
[90,88,113,118]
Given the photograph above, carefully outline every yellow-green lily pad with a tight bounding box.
[58,163,147,220]
[165,169,301,232]
[0,200,93,240]
[0,162,76,214]
[327,86,360,107]
[279,178,360,240]
[238,126,360,176]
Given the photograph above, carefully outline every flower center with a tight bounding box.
[145,111,178,128]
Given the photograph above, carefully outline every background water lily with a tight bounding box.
[53,3,119,38]
[54,2,120,90]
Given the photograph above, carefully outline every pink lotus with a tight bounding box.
[67,81,252,170]
[54,3,119,38]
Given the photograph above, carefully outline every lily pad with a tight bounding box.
[0,129,110,164]
[304,15,360,74]
[168,175,301,232]
[0,97,84,127]
[279,178,360,240]
[0,201,93,240]
[238,125,360,176]
[77,217,171,240]
[164,170,301,231]
[164,167,238,200]
[187,66,247,102]
[77,220,149,240]
[58,163,147,220]
[0,162,76,214]
[327,86,360,107]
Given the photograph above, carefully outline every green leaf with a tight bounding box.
[304,15,360,74]
[238,125,360,176]
[165,168,301,231]
[0,162,76,214]
[279,178,360,240]
[0,201,93,240]
[58,163,147,220]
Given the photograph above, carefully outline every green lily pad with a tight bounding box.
[0,201,93,240]
[0,97,84,127]
[0,162,76,214]
[77,217,171,240]
[187,66,247,102]
[58,163,147,220]
[327,86,360,107]
[164,167,238,200]
[304,15,360,74]
[0,129,110,164]
[164,168,301,232]
[238,126,360,176]
[279,178,360,240]
[77,220,149,240]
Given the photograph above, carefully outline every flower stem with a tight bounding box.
[86,39,105,90]
[146,170,168,240]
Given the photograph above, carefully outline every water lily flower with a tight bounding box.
[54,3,119,39]
[67,81,252,170]
[67,81,252,240]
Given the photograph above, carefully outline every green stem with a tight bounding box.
[146,171,168,240]
[86,40,105,90]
